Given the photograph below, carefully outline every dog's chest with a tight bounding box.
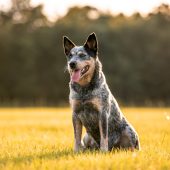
[71,98,100,132]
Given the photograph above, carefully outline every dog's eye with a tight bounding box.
[79,53,86,58]
[68,53,72,59]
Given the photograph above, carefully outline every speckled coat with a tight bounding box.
[63,33,140,152]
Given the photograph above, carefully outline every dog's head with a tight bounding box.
[63,33,98,86]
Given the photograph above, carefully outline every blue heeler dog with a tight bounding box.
[63,33,140,152]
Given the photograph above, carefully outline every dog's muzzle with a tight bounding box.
[69,61,77,69]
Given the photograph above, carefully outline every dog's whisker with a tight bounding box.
[64,66,68,73]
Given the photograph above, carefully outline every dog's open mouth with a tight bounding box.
[71,65,89,82]
[81,65,89,76]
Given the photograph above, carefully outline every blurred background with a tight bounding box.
[0,0,170,107]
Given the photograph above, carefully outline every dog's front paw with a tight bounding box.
[100,145,108,152]
[74,144,85,153]
[100,138,108,152]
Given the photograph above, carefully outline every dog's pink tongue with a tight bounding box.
[71,70,81,82]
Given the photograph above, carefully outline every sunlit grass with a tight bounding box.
[0,107,169,170]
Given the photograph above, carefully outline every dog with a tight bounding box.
[63,33,140,152]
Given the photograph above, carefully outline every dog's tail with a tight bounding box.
[135,138,141,151]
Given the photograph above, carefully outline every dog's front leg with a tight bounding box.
[99,112,109,152]
[72,113,83,152]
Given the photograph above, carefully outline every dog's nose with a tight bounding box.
[69,62,77,69]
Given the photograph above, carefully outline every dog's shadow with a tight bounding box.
[0,148,133,165]
[0,149,74,165]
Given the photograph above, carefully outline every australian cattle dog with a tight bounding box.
[63,33,140,152]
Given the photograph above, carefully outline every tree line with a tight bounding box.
[0,0,170,106]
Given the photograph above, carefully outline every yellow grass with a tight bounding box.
[0,107,170,170]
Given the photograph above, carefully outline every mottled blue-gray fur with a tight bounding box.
[63,33,140,152]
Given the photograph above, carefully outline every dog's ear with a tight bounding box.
[84,32,98,56]
[63,36,75,56]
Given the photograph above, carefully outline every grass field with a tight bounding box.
[0,108,169,170]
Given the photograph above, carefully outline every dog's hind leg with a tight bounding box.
[119,125,140,151]
[83,133,99,150]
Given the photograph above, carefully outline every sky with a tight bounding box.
[0,0,170,21]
